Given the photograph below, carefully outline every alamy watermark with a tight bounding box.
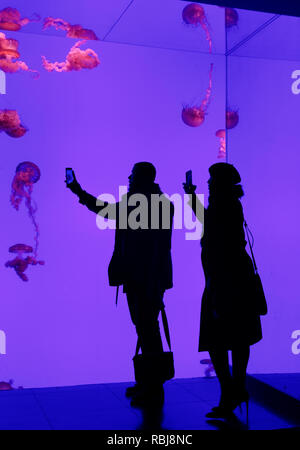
[94,186,204,241]
[291,329,300,355]
[0,70,6,95]
[291,70,300,95]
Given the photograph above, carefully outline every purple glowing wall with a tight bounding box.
[0,1,299,388]
[227,58,300,373]
[0,2,225,387]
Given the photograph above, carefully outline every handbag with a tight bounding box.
[244,221,268,316]
[133,307,175,384]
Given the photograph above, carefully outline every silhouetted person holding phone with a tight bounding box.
[183,163,262,420]
[66,162,174,407]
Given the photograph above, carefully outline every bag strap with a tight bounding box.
[115,286,119,306]
[135,306,172,356]
[244,221,258,274]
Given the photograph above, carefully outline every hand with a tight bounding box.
[65,170,83,196]
[182,182,197,194]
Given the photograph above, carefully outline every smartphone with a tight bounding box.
[66,168,74,184]
[186,170,192,186]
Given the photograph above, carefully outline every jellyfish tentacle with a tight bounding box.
[199,16,212,53]
[182,63,213,127]
[43,17,69,32]
[43,40,100,73]
[200,63,213,114]
[9,162,42,262]
[43,16,98,40]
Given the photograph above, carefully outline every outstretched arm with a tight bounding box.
[183,182,205,225]
[65,170,117,219]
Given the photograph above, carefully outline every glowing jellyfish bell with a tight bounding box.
[182,3,212,53]
[0,7,40,31]
[0,380,14,390]
[11,161,41,210]
[0,32,38,77]
[225,8,239,28]
[9,243,33,256]
[216,129,226,159]
[5,243,44,282]
[0,109,27,138]
[0,33,20,58]
[182,107,205,127]
[226,109,239,129]
[182,3,206,26]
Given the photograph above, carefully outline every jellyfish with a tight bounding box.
[0,32,39,77]
[0,379,23,390]
[222,7,239,28]
[10,162,41,258]
[216,129,226,159]
[182,3,212,53]
[200,358,215,378]
[0,109,27,138]
[5,244,44,281]
[182,63,213,127]
[0,380,14,390]
[0,7,40,31]
[226,109,239,129]
[215,110,239,158]
[42,40,100,73]
[43,17,98,40]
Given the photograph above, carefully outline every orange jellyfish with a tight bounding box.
[5,244,44,281]
[10,162,41,258]
[182,3,212,53]
[42,40,100,73]
[215,110,239,159]
[226,109,239,129]
[0,32,39,77]
[0,7,40,31]
[200,359,215,377]
[216,129,226,159]
[43,17,98,40]
[0,109,27,138]
[182,63,213,127]
[0,379,23,390]
[221,7,239,28]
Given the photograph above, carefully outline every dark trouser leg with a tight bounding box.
[135,308,163,356]
[127,291,164,355]
[231,345,250,395]
[127,291,164,385]
[209,348,232,406]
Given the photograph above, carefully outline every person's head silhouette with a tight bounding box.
[129,162,156,191]
[208,163,243,199]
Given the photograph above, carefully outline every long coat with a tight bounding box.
[198,197,262,351]
[78,184,174,296]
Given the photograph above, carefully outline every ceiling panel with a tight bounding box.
[104,0,225,54]
[225,8,278,53]
[229,13,300,61]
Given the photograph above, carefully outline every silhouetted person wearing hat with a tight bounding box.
[183,163,262,420]
[66,162,174,407]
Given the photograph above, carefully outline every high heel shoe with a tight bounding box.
[206,391,236,419]
[232,389,249,425]
[205,405,235,419]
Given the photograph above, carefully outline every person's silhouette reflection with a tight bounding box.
[66,162,174,407]
[183,163,262,420]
